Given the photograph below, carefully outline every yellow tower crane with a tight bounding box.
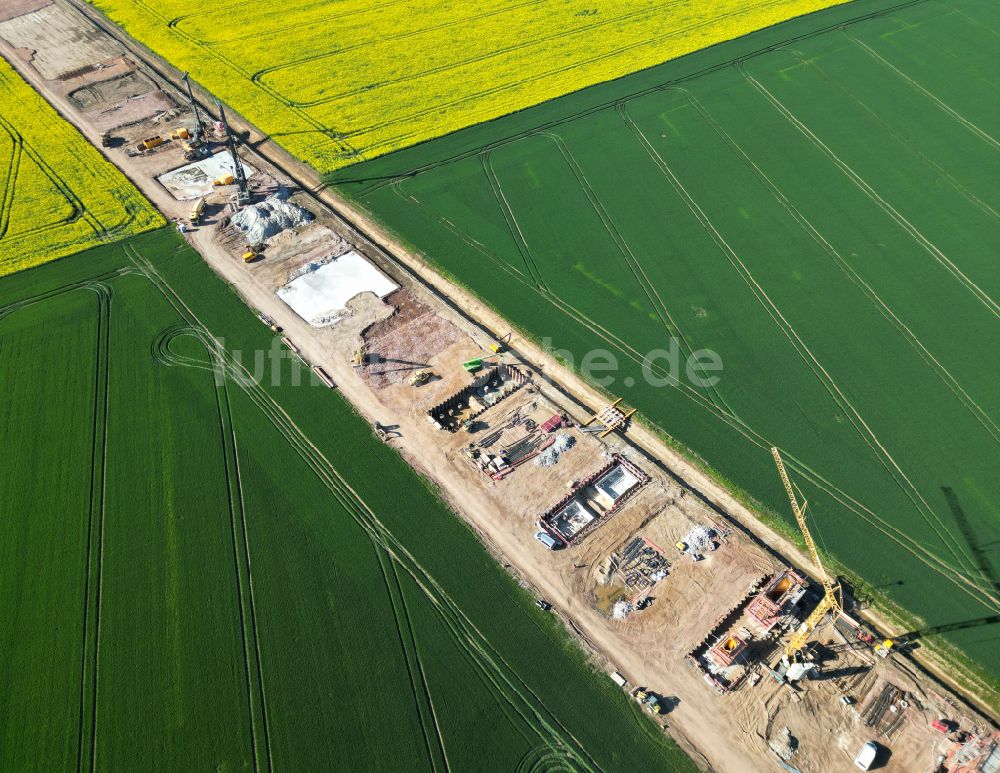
[771,447,841,662]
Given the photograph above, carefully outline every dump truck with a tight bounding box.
[241,244,261,263]
[188,197,205,225]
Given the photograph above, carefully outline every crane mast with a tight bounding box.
[214,98,250,203]
[181,72,204,141]
[771,447,841,661]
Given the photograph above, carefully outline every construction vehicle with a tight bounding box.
[771,447,841,671]
[214,173,236,187]
[351,348,366,367]
[170,126,190,141]
[631,688,662,715]
[874,638,895,658]
[100,131,113,148]
[188,197,205,225]
[181,139,208,161]
[489,332,512,353]
[141,135,164,150]
[409,369,431,387]
[241,244,260,263]
[214,98,251,204]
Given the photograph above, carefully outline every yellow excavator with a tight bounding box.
[771,447,842,668]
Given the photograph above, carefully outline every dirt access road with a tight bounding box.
[6,2,997,771]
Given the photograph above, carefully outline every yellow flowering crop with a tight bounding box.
[0,57,163,277]
[89,0,846,174]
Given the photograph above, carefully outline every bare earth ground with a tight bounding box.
[3,2,997,771]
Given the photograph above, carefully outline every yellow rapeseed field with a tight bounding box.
[0,57,163,277]
[90,0,846,174]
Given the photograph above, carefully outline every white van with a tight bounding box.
[854,741,878,770]
[534,531,561,550]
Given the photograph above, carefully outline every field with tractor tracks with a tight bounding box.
[0,229,697,772]
[332,0,1000,690]
[0,56,162,276]
[88,0,846,173]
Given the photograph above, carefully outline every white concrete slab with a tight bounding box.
[156,151,257,201]
[277,251,398,327]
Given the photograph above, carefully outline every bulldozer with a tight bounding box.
[241,244,262,263]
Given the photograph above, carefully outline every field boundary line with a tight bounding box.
[339,0,927,190]
[739,62,1000,320]
[619,100,990,589]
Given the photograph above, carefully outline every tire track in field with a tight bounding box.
[840,30,1000,152]
[255,0,699,105]
[177,0,412,44]
[378,185,1000,613]
[539,128,736,417]
[128,249,603,771]
[0,120,23,240]
[738,62,1000,320]
[0,116,101,236]
[155,324,273,772]
[619,100,985,586]
[777,45,998,219]
[216,368,274,773]
[74,282,112,773]
[247,0,547,83]
[0,269,132,323]
[480,149,547,291]
[377,550,450,773]
[878,8,1000,90]
[679,87,1000,444]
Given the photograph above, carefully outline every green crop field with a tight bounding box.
[0,229,696,771]
[332,0,1000,690]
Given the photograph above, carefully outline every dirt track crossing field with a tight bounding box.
[0,230,698,772]
[334,0,1000,689]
